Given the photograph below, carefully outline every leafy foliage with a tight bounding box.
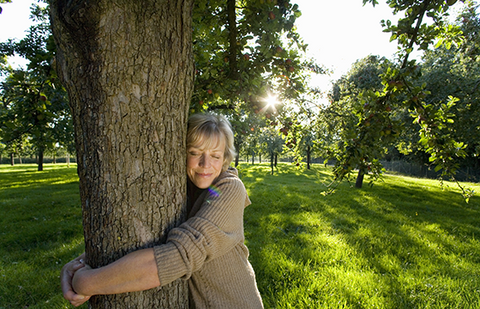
[191,0,324,130]
[315,0,477,201]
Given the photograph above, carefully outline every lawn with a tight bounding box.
[1,163,479,308]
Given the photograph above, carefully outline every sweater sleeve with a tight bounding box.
[153,175,247,286]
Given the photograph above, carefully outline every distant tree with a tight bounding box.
[259,125,284,174]
[321,0,474,201]
[0,2,72,171]
[323,55,396,188]
[416,2,480,178]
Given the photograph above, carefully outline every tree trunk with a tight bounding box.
[306,145,311,170]
[274,154,277,167]
[355,168,365,188]
[259,153,261,164]
[235,152,239,167]
[251,151,255,164]
[50,1,194,308]
[10,153,14,166]
[270,152,274,175]
[38,148,44,171]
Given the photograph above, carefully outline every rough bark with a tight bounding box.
[49,0,194,308]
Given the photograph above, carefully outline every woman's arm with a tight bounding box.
[72,248,160,297]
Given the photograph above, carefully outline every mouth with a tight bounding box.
[196,172,213,178]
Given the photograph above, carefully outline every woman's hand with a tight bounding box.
[61,253,91,307]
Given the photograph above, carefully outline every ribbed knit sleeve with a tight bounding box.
[154,173,247,286]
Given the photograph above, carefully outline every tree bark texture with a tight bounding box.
[49,0,194,308]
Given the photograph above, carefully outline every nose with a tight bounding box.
[199,155,211,168]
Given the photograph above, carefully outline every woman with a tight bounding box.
[61,113,263,308]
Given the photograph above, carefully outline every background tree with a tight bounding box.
[414,2,480,180]
[318,0,475,201]
[0,2,72,171]
[259,125,284,174]
[323,55,397,188]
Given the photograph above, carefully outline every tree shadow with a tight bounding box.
[244,167,480,307]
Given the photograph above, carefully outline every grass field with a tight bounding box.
[1,163,479,308]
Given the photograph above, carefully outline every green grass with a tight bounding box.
[240,163,480,308]
[1,163,479,308]
[0,164,84,309]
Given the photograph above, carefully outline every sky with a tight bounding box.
[293,0,401,92]
[0,1,456,92]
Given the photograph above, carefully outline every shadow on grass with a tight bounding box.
[243,164,480,308]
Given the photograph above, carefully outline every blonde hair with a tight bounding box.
[187,113,236,172]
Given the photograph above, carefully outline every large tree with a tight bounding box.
[46,0,313,307]
[49,0,194,307]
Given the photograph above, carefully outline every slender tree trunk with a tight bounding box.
[38,148,44,171]
[19,156,23,164]
[356,168,365,188]
[50,0,194,307]
[251,151,255,164]
[235,152,239,167]
[259,153,261,164]
[307,145,311,170]
[66,153,70,167]
[274,154,277,167]
[10,153,14,166]
[270,152,274,175]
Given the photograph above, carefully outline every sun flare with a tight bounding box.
[265,94,279,110]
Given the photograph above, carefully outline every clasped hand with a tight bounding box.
[61,253,91,307]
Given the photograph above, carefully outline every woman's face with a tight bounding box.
[187,135,226,189]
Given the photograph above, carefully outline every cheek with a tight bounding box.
[186,157,197,170]
[214,159,224,171]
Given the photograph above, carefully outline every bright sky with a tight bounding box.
[293,0,400,92]
[0,0,35,67]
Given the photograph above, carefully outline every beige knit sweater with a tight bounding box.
[154,168,264,309]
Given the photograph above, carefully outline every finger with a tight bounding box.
[62,290,79,302]
[71,261,86,272]
[70,295,90,307]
